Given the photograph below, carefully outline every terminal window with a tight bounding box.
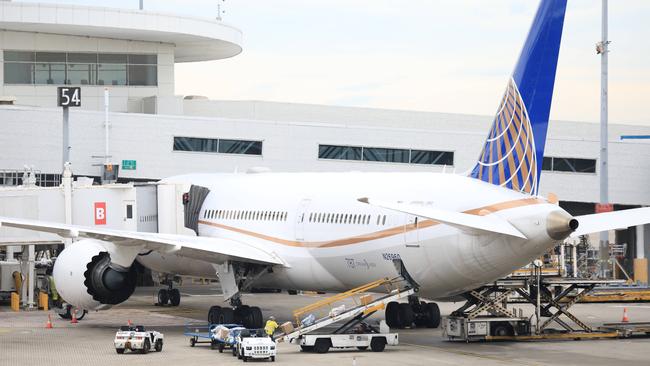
[173,137,262,156]
[542,157,596,173]
[3,51,157,86]
[319,144,453,166]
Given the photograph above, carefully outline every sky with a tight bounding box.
[20,0,650,125]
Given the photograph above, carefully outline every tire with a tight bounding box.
[142,339,151,354]
[220,307,235,324]
[157,289,169,306]
[300,345,314,352]
[155,340,163,352]
[218,343,225,353]
[232,346,237,357]
[75,309,87,321]
[115,348,125,354]
[169,288,181,307]
[398,303,414,328]
[423,302,441,328]
[370,337,386,352]
[208,305,222,324]
[491,323,514,337]
[250,306,263,328]
[385,302,400,328]
[235,305,251,327]
[211,340,218,350]
[58,305,72,320]
[313,338,330,354]
[190,338,196,347]
[287,290,298,295]
[357,346,368,351]
[243,356,248,362]
[271,356,275,362]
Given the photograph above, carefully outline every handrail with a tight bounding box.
[292,276,401,325]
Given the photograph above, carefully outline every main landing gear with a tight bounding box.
[385,296,440,329]
[156,281,181,307]
[208,298,264,328]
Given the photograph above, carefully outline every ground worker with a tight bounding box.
[44,268,60,308]
[264,316,279,340]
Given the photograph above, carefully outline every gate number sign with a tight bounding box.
[57,87,81,107]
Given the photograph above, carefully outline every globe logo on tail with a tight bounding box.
[472,78,538,195]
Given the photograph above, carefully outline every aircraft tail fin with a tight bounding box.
[469,0,567,195]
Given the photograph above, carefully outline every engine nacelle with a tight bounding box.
[53,239,137,311]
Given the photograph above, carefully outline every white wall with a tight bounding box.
[1,102,649,206]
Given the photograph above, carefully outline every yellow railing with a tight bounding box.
[292,277,404,326]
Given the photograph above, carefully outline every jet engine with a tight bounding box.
[52,239,137,310]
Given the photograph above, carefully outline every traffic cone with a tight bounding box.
[622,307,630,323]
[45,314,53,329]
[71,308,78,324]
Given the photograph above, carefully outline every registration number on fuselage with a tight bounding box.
[381,253,401,261]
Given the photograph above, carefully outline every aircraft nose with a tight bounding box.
[546,210,579,240]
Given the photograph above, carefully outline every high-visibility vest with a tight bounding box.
[264,320,278,335]
[48,276,59,301]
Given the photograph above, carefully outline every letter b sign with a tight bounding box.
[94,202,107,225]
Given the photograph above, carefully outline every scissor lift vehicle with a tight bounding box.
[279,276,414,353]
[442,267,625,341]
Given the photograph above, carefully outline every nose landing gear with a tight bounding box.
[156,279,181,307]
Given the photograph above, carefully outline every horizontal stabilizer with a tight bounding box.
[571,207,650,237]
[358,198,526,239]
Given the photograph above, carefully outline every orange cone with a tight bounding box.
[622,307,630,323]
[46,314,53,329]
[71,308,78,324]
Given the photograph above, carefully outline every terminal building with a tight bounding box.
[1,2,649,280]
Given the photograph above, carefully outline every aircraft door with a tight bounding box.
[294,199,311,241]
[122,200,136,230]
[404,214,420,247]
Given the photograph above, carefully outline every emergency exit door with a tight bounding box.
[294,199,311,241]
[404,214,420,247]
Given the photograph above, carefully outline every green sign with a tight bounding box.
[122,160,136,170]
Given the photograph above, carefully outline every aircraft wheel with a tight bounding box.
[385,302,400,328]
[221,307,235,324]
[249,306,263,328]
[157,289,169,306]
[423,302,441,328]
[169,289,181,306]
[398,303,414,328]
[208,305,222,324]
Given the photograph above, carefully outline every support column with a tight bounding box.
[634,225,648,284]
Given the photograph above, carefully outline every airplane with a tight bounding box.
[2,0,650,330]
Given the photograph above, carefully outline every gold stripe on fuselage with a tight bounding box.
[197,197,545,249]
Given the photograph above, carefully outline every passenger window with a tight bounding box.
[382,215,387,225]
[376,215,380,225]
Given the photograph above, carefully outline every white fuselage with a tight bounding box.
[137,172,564,300]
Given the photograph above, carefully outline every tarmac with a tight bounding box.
[2,284,650,366]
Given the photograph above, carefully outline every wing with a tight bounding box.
[358,197,526,239]
[0,216,286,267]
[571,207,650,237]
